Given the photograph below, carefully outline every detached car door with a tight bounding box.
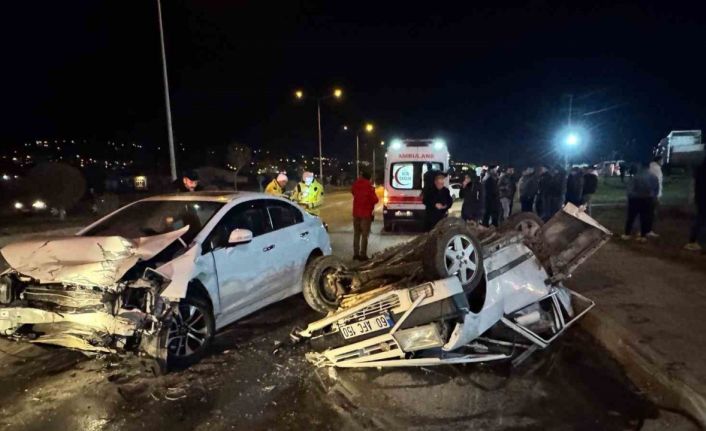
[204,200,276,322]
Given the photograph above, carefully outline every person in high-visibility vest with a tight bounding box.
[265,172,288,196]
[293,172,324,216]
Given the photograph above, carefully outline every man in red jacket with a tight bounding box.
[351,169,379,261]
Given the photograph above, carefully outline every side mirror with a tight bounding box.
[228,228,253,246]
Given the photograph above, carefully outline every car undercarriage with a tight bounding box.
[294,204,611,368]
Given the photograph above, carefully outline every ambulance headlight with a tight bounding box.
[433,139,446,150]
[394,323,444,352]
[390,139,402,150]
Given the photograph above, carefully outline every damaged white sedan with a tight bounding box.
[0,191,331,369]
[294,205,610,368]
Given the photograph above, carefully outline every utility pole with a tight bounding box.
[356,134,360,178]
[566,94,574,168]
[157,0,177,181]
[372,148,376,185]
[317,101,323,181]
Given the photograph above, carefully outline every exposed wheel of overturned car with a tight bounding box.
[499,211,544,239]
[423,222,484,292]
[303,255,348,314]
[167,294,215,368]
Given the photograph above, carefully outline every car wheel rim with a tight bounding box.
[444,234,478,285]
[319,268,340,306]
[167,303,209,358]
[516,220,540,237]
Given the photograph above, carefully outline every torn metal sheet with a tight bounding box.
[296,205,608,368]
[0,226,189,288]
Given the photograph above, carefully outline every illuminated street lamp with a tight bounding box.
[294,87,344,180]
[343,122,376,178]
[558,127,586,168]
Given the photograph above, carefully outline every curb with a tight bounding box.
[580,309,706,428]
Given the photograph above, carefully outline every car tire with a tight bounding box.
[302,255,347,314]
[499,212,544,239]
[167,294,215,368]
[423,224,484,293]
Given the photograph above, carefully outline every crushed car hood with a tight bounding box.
[0,226,189,288]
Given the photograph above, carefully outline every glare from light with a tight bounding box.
[32,200,47,210]
[1,174,9,180]
[294,90,304,99]
[380,140,385,146]
[365,123,374,133]
[433,139,446,150]
[342,125,348,131]
[333,88,343,98]
[13,202,23,210]
[390,139,403,150]
[565,133,579,146]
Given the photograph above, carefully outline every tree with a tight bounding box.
[226,144,252,190]
[25,162,86,219]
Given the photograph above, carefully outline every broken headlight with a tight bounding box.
[0,275,16,305]
[393,323,444,352]
[408,283,434,302]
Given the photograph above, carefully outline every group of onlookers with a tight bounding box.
[457,164,599,227]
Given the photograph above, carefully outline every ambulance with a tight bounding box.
[383,138,450,231]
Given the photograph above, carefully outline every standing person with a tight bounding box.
[423,172,453,231]
[565,166,584,206]
[351,169,379,261]
[265,172,288,196]
[647,156,664,238]
[173,169,201,192]
[518,167,539,212]
[535,166,550,216]
[460,172,484,223]
[582,166,599,215]
[543,165,566,220]
[619,161,627,183]
[685,157,706,251]
[421,162,436,200]
[482,166,501,227]
[498,166,516,221]
[622,163,659,242]
[293,172,324,216]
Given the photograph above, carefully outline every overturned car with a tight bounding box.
[295,204,611,368]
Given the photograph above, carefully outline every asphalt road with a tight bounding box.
[0,191,697,430]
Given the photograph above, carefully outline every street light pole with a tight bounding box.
[317,100,323,180]
[372,148,376,185]
[157,0,177,181]
[356,134,360,178]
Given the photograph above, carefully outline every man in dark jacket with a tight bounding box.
[423,172,453,231]
[482,166,501,226]
[351,170,379,260]
[172,169,201,192]
[460,172,484,222]
[518,168,539,213]
[685,157,706,251]
[542,165,566,221]
[565,166,584,206]
[622,163,659,242]
[582,167,599,215]
[498,166,516,221]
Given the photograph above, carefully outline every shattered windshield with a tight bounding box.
[83,200,224,241]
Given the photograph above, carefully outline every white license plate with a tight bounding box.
[339,315,392,339]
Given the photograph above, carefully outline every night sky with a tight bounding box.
[4,1,706,167]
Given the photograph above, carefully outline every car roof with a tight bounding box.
[139,191,260,203]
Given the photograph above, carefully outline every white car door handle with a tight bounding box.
[299,231,309,238]
[263,244,275,252]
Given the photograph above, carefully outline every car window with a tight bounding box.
[390,162,444,190]
[265,200,303,230]
[206,201,271,251]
